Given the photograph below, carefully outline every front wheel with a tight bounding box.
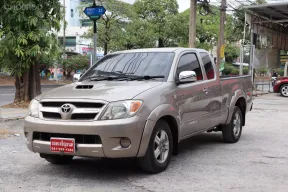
[280,84,288,97]
[138,120,173,173]
[222,106,243,143]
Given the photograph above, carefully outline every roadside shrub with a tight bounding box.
[274,68,284,76]
[243,67,249,75]
[231,68,239,75]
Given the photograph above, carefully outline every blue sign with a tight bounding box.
[84,6,106,17]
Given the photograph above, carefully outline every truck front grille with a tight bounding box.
[42,112,61,119]
[41,102,104,108]
[33,132,102,144]
[39,100,106,121]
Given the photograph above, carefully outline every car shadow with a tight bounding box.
[177,133,224,155]
[34,132,231,178]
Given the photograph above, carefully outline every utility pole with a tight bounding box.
[63,0,66,55]
[217,0,226,75]
[56,0,66,81]
[189,0,197,48]
[93,0,97,65]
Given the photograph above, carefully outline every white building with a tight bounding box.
[58,0,104,57]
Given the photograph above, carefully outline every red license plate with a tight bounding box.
[50,138,75,153]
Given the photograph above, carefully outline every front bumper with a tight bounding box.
[273,83,280,93]
[24,115,148,158]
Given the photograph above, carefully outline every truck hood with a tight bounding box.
[37,81,163,102]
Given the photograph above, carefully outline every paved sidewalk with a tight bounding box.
[0,108,28,120]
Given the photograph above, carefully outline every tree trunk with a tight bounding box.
[104,42,108,56]
[158,38,164,47]
[14,62,42,102]
[66,70,71,80]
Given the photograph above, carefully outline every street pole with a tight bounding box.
[189,0,197,48]
[217,0,226,75]
[92,0,98,65]
[93,20,97,65]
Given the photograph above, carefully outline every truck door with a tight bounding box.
[200,52,222,127]
[175,52,210,138]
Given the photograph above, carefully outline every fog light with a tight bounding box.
[120,138,131,148]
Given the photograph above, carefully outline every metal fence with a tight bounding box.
[253,76,273,96]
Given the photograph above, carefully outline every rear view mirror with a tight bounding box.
[179,71,197,83]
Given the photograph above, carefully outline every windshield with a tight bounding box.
[80,52,175,82]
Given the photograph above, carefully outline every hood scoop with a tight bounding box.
[75,85,94,89]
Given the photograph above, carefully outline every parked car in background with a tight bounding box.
[73,72,83,82]
[24,48,253,173]
[273,77,288,97]
[73,70,86,82]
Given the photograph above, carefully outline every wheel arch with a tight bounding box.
[137,104,180,157]
[226,90,247,126]
[235,97,246,126]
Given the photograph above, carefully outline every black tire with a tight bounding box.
[138,120,173,173]
[44,154,74,165]
[222,106,243,143]
[280,84,288,97]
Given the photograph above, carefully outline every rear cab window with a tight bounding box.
[200,52,215,80]
[177,53,204,81]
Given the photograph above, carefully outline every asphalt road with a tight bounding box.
[0,94,288,192]
[0,85,62,107]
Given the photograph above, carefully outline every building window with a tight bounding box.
[71,9,74,18]
[58,37,76,47]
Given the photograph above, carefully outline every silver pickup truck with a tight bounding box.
[24,48,253,173]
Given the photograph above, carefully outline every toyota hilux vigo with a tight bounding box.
[24,48,253,173]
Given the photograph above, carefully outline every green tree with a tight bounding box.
[225,44,240,63]
[167,6,220,49]
[133,0,179,47]
[0,0,62,102]
[62,55,89,79]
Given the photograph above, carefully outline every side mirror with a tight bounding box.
[179,71,197,84]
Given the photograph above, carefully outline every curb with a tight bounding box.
[0,84,66,88]
[0,116,25,122]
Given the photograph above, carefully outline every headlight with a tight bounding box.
[100,100,143,120]
[28,99,39,118]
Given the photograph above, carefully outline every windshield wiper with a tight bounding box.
[89,75,130,81]
[122,75,165,81]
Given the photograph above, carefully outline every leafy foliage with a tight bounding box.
[225,44,240,63]
[0,0,62,77]
[133,0,179,47]
[62,55,90,74]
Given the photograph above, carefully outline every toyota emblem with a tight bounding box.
[61,104,72,113]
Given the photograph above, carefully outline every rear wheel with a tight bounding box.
[222,106,243,143]
[280,84,288,97]
[138,120,173,173]
[43,154,73,164]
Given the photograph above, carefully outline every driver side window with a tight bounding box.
[177,53,203,81]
